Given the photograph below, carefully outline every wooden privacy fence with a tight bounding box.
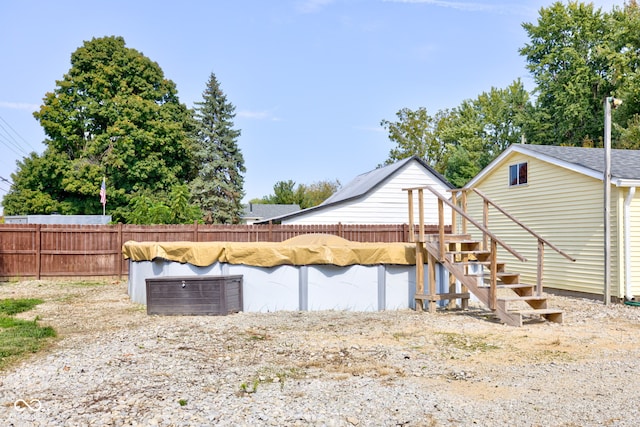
[0,223,445,279]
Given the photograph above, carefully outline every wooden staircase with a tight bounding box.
[405,186,575,327]
[416,234,563,327]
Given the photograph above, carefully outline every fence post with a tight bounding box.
[118,223,123,279]
[35,224,42,280]
[193,220,198,242]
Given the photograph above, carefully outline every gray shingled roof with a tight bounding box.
[321,156,453,206]
[254,156,453,224]
[520,145,640,180]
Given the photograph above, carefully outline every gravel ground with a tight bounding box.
[2,280,640,426]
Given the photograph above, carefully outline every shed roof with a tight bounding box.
[322,155,453,205]
[257,156,453,223]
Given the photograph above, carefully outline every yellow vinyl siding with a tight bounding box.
[467,152,614,296]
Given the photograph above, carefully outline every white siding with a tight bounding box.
[283,162,451,225]
[468,152,616,296]
[627,189,640,298]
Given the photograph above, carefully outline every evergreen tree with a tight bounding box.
[189,73,245,224]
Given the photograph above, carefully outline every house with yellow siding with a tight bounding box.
[464,144,640,301]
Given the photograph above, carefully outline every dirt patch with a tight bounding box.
[2,279,637,372]
[3,279,640,425]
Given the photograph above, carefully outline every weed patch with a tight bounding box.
[0,298,56,369]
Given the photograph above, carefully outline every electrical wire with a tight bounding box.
[0,114,39,152]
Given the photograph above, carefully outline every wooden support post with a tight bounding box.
[451,192,457,234]
[490,238,497,310]
[461,250,470,310]
[418,189,425,243]
[461,190,468,235]
[427,252,437,313]
[415,241,424,311]
[408,190,414,243]
[438,198,445,261]
[483,200,489,251]
[537,239,544,296]
[447,265,457,309]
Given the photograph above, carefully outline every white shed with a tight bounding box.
[261,156,454,225]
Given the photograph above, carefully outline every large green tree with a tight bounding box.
[2,36,197,221]
[189,73,245,224]
[380,107,448,170]
[256,179,340,209]
[381,80,529,187]
[520,1,621,147]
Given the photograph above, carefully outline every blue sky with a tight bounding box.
[0,0,626,210]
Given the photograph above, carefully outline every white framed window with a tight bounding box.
[509,162,528,187]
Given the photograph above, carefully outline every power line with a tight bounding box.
[0,122,30,157]
[0,114,39,152]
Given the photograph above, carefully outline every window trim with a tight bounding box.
[509,162,528,187]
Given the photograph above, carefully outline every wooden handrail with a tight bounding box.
[471,188,576,262]
[404,186,527,262]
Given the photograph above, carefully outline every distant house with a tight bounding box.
[259,156,454,225]
[242,203,300,224]
[3,215,111,225]
[464,144,640,300]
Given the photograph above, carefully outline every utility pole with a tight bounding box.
[604,96,622,305]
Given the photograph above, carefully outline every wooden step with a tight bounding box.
[496,272,520,284]
[497,283,534,290]
[479,272,521,284]
[422,233,471,243]
[447,241,482,252]
[447,250,491,258]
[497,283,535,296]
[498,295,548,310]
[498,295,547,302]
[512,308,563,324]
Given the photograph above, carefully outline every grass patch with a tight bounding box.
[435,332,500,353]
[0,298,43,316]
[60,280,113,288]
[0,298,56,370]
[238,366,305,395]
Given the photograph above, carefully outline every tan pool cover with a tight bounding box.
[122,234,417,267]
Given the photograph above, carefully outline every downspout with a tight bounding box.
[624,187,636,301]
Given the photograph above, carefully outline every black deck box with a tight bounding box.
[145,275,243,315]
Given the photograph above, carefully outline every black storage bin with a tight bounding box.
[145,275,243,315]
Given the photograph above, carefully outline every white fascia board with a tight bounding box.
[465,144,603,188]
[614,179,640,187]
